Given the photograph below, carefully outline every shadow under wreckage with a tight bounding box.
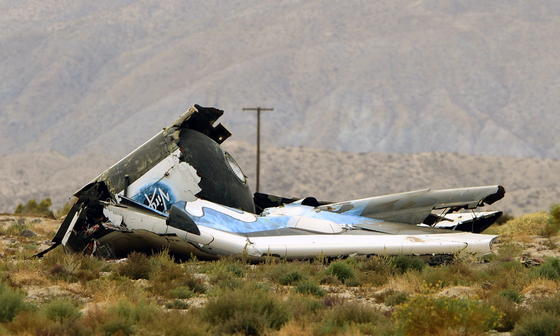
[40,105,506,261]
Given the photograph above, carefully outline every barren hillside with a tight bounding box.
[1,142,558,215]
[1,0,560,158]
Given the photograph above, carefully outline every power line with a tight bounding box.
[242,107,274,193]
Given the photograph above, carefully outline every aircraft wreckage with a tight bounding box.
[41,105,505,260]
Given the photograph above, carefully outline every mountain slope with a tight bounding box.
[1,0,560,158]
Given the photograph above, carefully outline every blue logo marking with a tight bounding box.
[132,182,176,212]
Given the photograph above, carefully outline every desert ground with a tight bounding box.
[1,208,560,335]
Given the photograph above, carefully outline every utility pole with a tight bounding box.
[242,107,274,193]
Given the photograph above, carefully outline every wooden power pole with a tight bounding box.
[242,107,274,193]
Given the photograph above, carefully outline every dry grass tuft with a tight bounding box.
[487,212,549,237]
[8,269,48,287]
[521,279,559,302]
[275,320,315,336]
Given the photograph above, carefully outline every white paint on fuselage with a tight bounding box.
[184,199,257,222]
[119,149,201,209]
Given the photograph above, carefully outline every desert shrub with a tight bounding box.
[530,295,560,317]
[353,256,397,286]
[169,286,194,299]
[322,294,346,307]
[496,242,524,262]
[42,246,67,267]
[533,257,560,280]
[490,212,549,236]
[148,252,205,296]
[202,287,289,335]
[506,297,560,334]
[542,204,560,237]
[551,204,560,223]
[487,295,526,332]
[384,291,409,306]
[324,302,382,325]
[318,273,340,285]
[264,262,316,286]
[421,262,477,288]
[148,310,209,336]
[41,247,107,283]
[209,269,243,290]
[316,302,387,335]
[355,255,395,271]
[118,252,152,280]
[395,296,500,335]
[344,276,362,287]
[0,282,27,322]
[5,311,64,336]
[42,298,81,323]
[206,259,247,290]
[477,257,531,292]
[109,298,159,323]
[181,275,206,294]
[224,263,245,277]
[295,280,325,297]
[285,294,325,319]
[14,198,55,218]
[512,313,560,336]
[46,253,104,283]
[5,220,30,237]
[99,297,160,334]
[500,289,524,303]
[165,300,189,310]
[102,318,135,336]
[279,271,305,285]
[392,255,426,274]
[325,261,355,284]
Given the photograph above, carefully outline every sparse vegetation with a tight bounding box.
[14,198,55,218]
[533,257,560,280]
[117,252,152,280]
[295,280,326,297]
[384,290,409,306]
[42,298,81,323]
[395,296,500,335]
[500,288,524,303]
[1,210,560,335]
[279,270,305,285]
[0,282,28,323]
[512,313,560,336]
[486,204,560,238]
[543,204,560,237]
[317,302,388,335]
[325,260,355,284]
[203,286,289,335]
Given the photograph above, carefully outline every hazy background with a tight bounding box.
[1,0,559,214]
